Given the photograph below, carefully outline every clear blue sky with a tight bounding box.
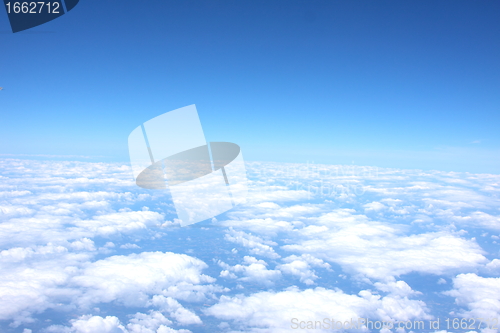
[1,0,499,173]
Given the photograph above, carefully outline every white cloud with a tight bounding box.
[120,243,141,249]
[64,315,126,333]
[72,252,216,308]
[224,228,280,259]
[0,244,91,326]
[0,204,35,217]
[75,210,165,237]
[0,209,165,249]
[363,201,387,212]
[44,313,193,333]
[218,256,282,286]
[149,296,202,325]
[217,217,297,236]
[70,238,96,251]
[283,209,488,281]
[444,273,500,319]
[205,286,431,332]
[485,259,500,273]
[454,211,500,231]
[373,281,421,298]
[0,249,219,326]
[1,159,500,331]
[277,259,317,285]
[277,254,331,285]
[127,311,173,333]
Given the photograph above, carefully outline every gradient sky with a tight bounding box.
[1,0,499,173]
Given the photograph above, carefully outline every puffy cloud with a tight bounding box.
[72,252,216,308]
[277,259,317,285]
[0,243,91,326]
[277,254,331,285]
[0,208,165,249]
[283,209,488,281]
[485,259,500,273]
[454,211,500,231]
[62,315,126,333]
[205,286,431,332]
[70,238,96,251]
[373,281,421,298]
[44,313,193,333]
[221,202,322,235]
[363,201,386,212]
[0,249,219,326]
[224,228,280,259]
[149,296,202,325]
[72,210,165,237]
[0,203,35,217]
[127,311,173,333]
[218,256,282,286]
[444,273,500,319]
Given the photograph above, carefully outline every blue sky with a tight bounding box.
[1,0,499,173]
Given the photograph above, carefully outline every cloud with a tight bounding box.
[73,210,166,237]
[224,228,280,259]
[0,209,165,249]
[451,211,500,231]
[119,243,141,249]
[283,209,488,281]
[44,313,193,333]
[218,256,282,286]
[149,296,202,325]
[485,259,500,273]
[363,201,386,212]
[373,281,421,298]
[217,217,297,236]
[277,254,331,285]
[1,158,500,331]
[55,315,127,333]
[0,243,92,326]
[205,286,431,332]
[70,238,97,251]
[72,252,217,308]
[0,249,219,326]
[444,273,500,319]
[127,311,173,332]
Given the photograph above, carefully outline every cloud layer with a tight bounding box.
[0,158,499,332]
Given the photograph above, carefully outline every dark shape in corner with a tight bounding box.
[64,0,78,12]
[4,0,79,33]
